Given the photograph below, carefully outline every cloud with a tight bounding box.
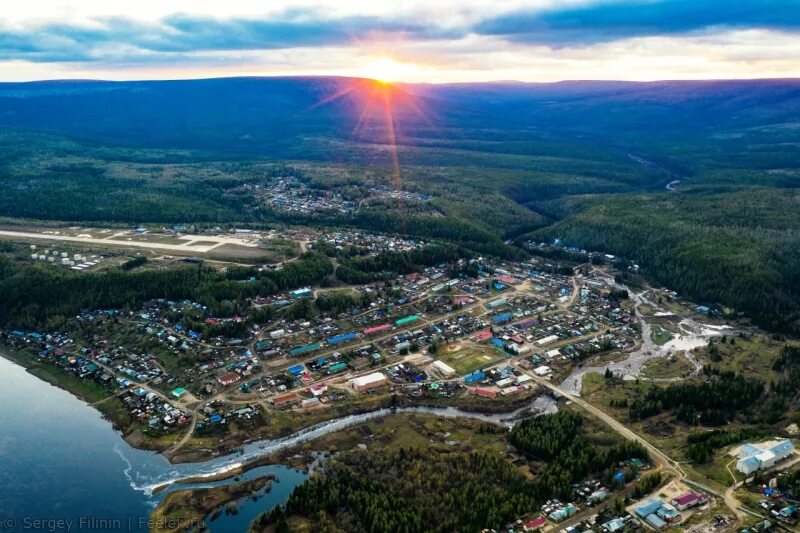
[475,0,800,46]
[0,10,456,63]
[1,0,800,69]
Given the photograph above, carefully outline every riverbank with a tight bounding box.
[151,475,275,533]
[0,346,174,453]
[166,388,542,464]
[150,412,517,530]
[0,345,549,475]
[0,354,310,532]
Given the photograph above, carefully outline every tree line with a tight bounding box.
[0,252,333,330]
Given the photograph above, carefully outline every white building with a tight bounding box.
[352,372,387,392]
[432,360,456,378]
[536,334,560,346]
[534,365,551,377]
[736,440,795,474]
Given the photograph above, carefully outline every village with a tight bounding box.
[1,226,795,533]
[226,175,432,216]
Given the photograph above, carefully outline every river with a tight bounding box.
[559,288,730,395]
[0,354,554,532]
[0,355,306,532]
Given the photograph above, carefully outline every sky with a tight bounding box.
[2,0,800,82]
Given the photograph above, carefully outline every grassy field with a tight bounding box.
[697,336,786,382]
[641,352,695,379]
[289,413,509,460]
[651,325,673,346]
[435,345,508,375]
[685,455,739,490]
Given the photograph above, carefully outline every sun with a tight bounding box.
[362,58,414,84]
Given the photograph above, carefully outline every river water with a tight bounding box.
[0,354,552,532]
[559,289,730,395]
[0,356,306,532]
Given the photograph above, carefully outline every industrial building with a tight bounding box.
[352,372,388,392]
[736,440,795,475]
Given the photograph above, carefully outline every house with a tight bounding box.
[635,500,663,519]
[302,397,320,408]
[470,387,497,399]
[536,334,560,346]
[309,383,328,397]
[523,516,547,531]
[290,288,313,299]
[487,297,507,309]
[588,489,609,504]
[395,314,420,327]
[364,324,391,335]
[671,492,708,511]
[451,295,472,306]
[328,332,359,345]
[492,313,513,325]
[474,330,493,342]
[656,503,681,523]
[548,503,577,522]
[272,393,300,406]
[171,387,188,399]
[218,372,241,386]
[464,370,485,384]
[602,518,626,532]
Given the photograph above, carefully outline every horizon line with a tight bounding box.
[2,74,800,86]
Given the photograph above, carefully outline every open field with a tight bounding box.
[651,325,674,346]
[435,345,508,375]
[640,352,695,379]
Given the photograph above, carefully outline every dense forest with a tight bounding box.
[257,449,531,533]
[255,412,650,532]
[509,411,649,498]
[334,244,469,284]
[0,252,333,329]
[685,428,770,464]
[628,368,764,426]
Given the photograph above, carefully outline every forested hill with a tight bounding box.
[409,79,800,135]
[1,77,800,155]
